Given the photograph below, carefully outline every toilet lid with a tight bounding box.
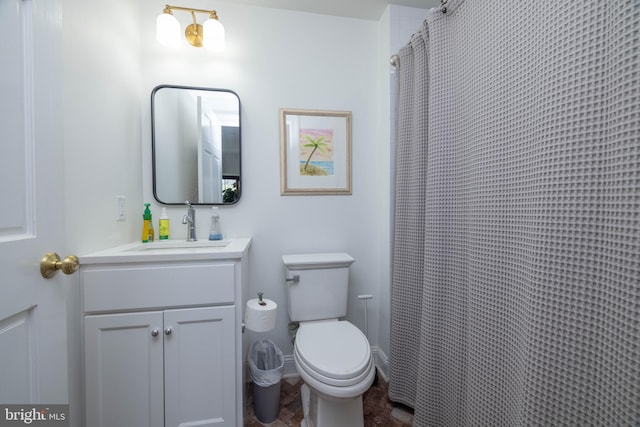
[295,321,371,380]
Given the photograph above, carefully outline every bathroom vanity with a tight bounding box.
[79,238,251,427]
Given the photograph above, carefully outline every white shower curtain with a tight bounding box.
[390,1,640,425]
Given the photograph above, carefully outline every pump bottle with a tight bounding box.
[209,207,223,240]
[141,203,155,243]
[159,207,170,240]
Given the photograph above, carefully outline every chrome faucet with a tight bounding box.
[182,201,197,241]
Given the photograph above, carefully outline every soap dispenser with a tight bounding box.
[141,203,155,243]
[159,207,170,240]
[208,207,223,240]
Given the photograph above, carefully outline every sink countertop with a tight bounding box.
[80,237,252,265]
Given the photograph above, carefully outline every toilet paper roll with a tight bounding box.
[245,298,278,332]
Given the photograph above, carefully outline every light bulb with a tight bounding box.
[203,18,225,52]
[156,12,181,48]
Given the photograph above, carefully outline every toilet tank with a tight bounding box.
[282,253,355,322]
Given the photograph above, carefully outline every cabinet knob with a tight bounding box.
[164,328,172,336]
[151,329,160,337]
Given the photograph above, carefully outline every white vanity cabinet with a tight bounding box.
[79,238,251,427]
[84,306,235,427]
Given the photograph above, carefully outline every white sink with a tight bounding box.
[126,240,230,251]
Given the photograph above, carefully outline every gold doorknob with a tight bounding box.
[40,252,80,279]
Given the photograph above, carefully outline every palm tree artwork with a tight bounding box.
[299,128,334,176]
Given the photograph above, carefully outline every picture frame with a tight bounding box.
[279,108,352,195]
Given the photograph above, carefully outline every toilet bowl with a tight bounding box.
[294,320,375,427]
[283,253,374,427]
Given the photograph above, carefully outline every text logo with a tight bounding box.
[0,405,68,426]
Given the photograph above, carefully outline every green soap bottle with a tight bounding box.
[141,203,155,243]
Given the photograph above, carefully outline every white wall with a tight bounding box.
[63,0,143,256]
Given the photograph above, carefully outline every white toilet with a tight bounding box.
[283,253,375,427]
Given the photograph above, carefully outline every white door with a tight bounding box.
[0,0,69,405]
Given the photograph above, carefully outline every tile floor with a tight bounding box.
[244,373,414,427]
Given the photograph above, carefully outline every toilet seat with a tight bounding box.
[294,320,375,397]
[296,321,371,381]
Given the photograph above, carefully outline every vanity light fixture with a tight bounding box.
[156,4,225,52]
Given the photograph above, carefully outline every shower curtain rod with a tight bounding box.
[390,0,447,67]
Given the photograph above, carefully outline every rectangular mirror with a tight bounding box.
[151,85,241,205]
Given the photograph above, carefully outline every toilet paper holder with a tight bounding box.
[243,292,277,333]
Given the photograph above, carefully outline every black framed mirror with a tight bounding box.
[151,85,241,205]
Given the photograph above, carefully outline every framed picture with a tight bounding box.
[279,108,352,195]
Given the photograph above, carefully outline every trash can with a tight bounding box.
[249,339,284,423]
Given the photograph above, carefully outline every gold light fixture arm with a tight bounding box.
[164,4,219,18]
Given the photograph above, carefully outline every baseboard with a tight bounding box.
[371,346,389,382]
[282,354,298,379]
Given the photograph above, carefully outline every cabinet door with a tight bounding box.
[164,306,236,427]
[84,312,164,427]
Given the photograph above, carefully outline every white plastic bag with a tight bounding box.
[249,339,284,387]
